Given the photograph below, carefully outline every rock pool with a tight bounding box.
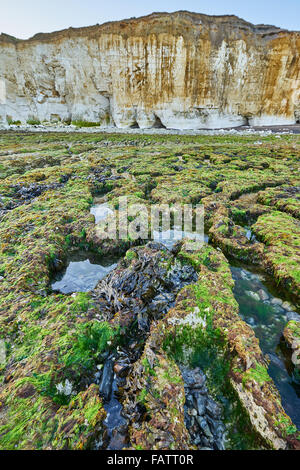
[231,264,300,428]
[51,251,119,294]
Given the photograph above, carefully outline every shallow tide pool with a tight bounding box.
[231,264,300,429]
[153,227,209,250]
[51,251,119,294]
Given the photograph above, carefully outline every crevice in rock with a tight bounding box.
[182,367,226,450]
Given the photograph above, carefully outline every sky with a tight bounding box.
[1,0,300,39]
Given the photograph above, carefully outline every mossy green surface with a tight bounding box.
[0,130,299,449]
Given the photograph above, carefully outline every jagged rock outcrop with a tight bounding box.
[0,11,300,129]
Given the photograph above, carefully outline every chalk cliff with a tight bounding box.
[0,11,299,129]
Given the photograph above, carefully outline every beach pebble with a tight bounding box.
[271,297,283,306]
[282,301,295,312]
[286,312,300,322]
[258,289,269,301]
[246,291,260,301]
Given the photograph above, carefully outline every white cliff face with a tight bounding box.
[0,79,6,123]
[0,11,300,130]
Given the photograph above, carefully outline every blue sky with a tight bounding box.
[1,0,299,39]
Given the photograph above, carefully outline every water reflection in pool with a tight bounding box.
[153,227,209,250]
[51,251,119,294]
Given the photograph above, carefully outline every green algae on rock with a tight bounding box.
[0,130,299,450]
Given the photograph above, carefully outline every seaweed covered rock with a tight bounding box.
[207,202,265,263]
[283,319,300,393]
[0,131,299,450]
[257,186,300,220]
[123,349,192,450]
[284,318,300,349]
[90,242,197,337]
[181,245,299,449]
[51,384,106,450]
[252,211,300,301]
[123,243,298,450]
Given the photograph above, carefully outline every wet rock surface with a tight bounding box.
[12,181,67,200]
[90,242,198,449]
[99,357,115,402]
[91,242,197,336]
[0,181,67,219]
[182,367,226,450]
[98,358,130,450]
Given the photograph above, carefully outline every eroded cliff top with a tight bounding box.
[0,10,296,45]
